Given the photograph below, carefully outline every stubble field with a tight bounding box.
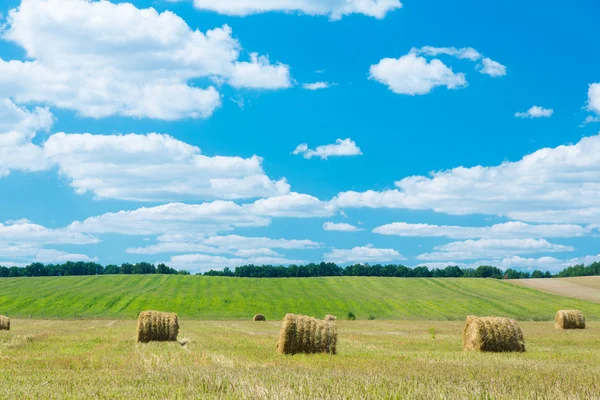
[1,319,599,399]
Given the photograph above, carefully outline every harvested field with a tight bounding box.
[0,319,599,399]
[509,277,600,304]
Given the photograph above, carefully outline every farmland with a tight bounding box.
[1,319,599,399]
[510,276,600,304]
[1,275,600,321]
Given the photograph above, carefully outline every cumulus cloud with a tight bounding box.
[69,193,334,236]
[0,220,98,245]
[369,53,467,95]
[191,0,402,20]
[302,82,334,90]
[68,201,270,236]
[373,221,585,239]
[43,132,289,201]
[334,134,600,225]
[324,245,405,264]
[589,84,600,114]
[0,98,53,176]
[0,0,291,120]
[416,238,574,261]
[0,219,98,265]
[477,57,507,77]
[292,138,362,159]
[247,193,336,217]
[127,234,320,255]
[515,106,553,119]
[323,222,362,232]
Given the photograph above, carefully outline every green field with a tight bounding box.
[1,319,599,399]
[1,275,600,320]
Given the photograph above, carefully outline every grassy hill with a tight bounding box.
[1,275,600,320]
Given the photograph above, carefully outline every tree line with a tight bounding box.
[1,260,599,279]
[0,261,189,278]
[203,263,552,279]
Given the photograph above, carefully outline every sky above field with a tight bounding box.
[1,0,600,273]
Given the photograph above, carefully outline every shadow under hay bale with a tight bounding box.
[324,314,336,321]
[253,314,266,321]
[0,315,9,331]
[277,313,337,355]
[137,311,179,343]
[555,310,585,329]
[463,316,525,352]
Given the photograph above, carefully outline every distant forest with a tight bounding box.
[1,260,599,279]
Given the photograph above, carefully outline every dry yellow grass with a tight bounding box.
[555,310,586,329]
[253,314,266,321]
[0,315,9,331]
[277,313,337,355]
[136,311,179,343]
[509,277,600,303]
[1,319,599,399]
[463,316,526,352]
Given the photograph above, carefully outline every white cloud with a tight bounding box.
[477,57,507,77]
[191,0,402,20]
[248,192,336,218]
[415,46,481,61]
[127,234,320,255]
[416,238,573,261]
[324,245,405,264]
[0,220,98,245]
[167,253,308,272]
[334,134,600,225]
[0,0,291,120]
[515,106,553,119]
[302,82,334,91]
[369,53,467,95]
[580,115,600,127]
[292,138,362,159]
[68,201,270,236]
[412,46,506,79]
[0,245,96,264]
[373,221,585,239]
[587,83,600,115]
[0,219,98,265]
[43,132,289,201]
[0,98,53,176]
[228,53,291,89]
[69,193,334,236]
[323,222,361,232]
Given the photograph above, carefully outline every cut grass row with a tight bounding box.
[1,275,600,320]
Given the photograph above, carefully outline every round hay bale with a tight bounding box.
[463,316,525,352]
[137,310,179,343]
[277,313,337,355]
[253,314,266,321]
[0,315,10,331]
[555,310,585,329]
[324,314,337,321]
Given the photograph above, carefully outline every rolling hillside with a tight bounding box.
[1,275,600,320]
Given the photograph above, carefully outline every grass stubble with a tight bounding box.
[0,319,599,399]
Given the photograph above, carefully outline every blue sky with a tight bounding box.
[1,0,600,272]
